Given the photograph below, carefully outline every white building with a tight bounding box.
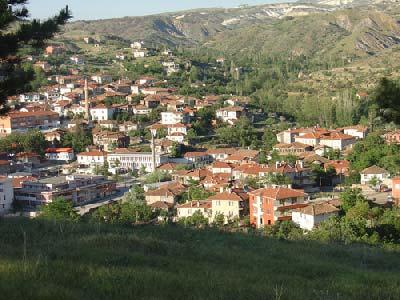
[77,151,107,166]
[167,132,185,143]
[90,105,115,121]
[133,49,149,58]
[45,148,75,162]
[107,148,168,172]
[216,106,244,124]
[161,111,189,125]
[91,74,113,84]
[319,133,356,151]
[360,165,390,185]
[292,202,339,230]
[0,177,14,216]
[341,126,368,140]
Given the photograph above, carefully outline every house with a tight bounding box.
[360,165,390,185]
[19,92,43,103]
[319,132,355,151]
[207,148,237,161]
[273,142,314,156]
[176,200,212,220]
[91,74,113,84]
[0,111,60,134]
[119,121,138,133]
[70,55,85,65]
[15,175,116,207]
[208,190,248,223]
[45,148,75,162]
[98,120,118,130]
[90,105,115,121]
[145,182,186,205]
[211,161,233,175]
[45,45,64,55]
[384,130,400,145]
[0,176,14,216]
[225,149,259,164]
[138,76,156,86]
[132,105,152,115]
[133,49,149,58]
[44,129,66,143]
[93,131,130,152]
[77,151,107,167]
[391,177,400,206]
[216,106,245,124]
[295,132,323,147]
[107,148,168,172]
[167,132,186,143]
[161,111,190,125]
[249,187,308,228]
[183,152,212,167]
[339,126,368,139]
[277,128,330,144]
[292,202,340,230]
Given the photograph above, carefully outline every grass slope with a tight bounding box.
[0,218,399,300]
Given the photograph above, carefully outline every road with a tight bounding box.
[75,177,138,216]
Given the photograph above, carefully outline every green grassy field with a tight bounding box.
[0,218,399,300]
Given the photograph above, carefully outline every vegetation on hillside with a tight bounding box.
[0,218,399,299]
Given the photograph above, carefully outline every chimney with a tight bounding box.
[197,201,200,208]
[219,187,224,193]
[275,161,280,169]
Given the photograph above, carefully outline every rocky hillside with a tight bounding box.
[62,2,337,46]
[207,8,400,59]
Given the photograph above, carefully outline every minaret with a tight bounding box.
[84,77,90,121]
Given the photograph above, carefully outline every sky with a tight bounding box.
[27,0,284,20]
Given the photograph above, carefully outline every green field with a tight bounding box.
[0,218,399,300]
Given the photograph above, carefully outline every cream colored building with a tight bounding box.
[176,201,212,220]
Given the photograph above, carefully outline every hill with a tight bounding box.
[61,3,337,46]
[0,218,399,299]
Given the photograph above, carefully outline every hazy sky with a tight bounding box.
[27,0,285,20]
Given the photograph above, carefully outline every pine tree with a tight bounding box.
[0,1,72,112]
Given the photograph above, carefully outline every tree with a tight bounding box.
[262,129,277,151]
[368,176,382,190]
[260,173,292,186]
[170,142,182,158]
[62,126,92,153]
[372,77,400,124]
[340,188,366,213]
[122,185,145,204]
[181,210,208,227]
[39,197,79,221]
[0,1,72,110]
[264,221,303,240]
[213,212,225,227]
[144,171,172,184]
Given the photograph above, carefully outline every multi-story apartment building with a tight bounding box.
[249,187,308,228]
[107,148,168,172]
[0,111,60,134]
[0,176,14,216]
[15,175,116,207]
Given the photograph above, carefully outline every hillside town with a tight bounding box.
[0,38,399,233]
